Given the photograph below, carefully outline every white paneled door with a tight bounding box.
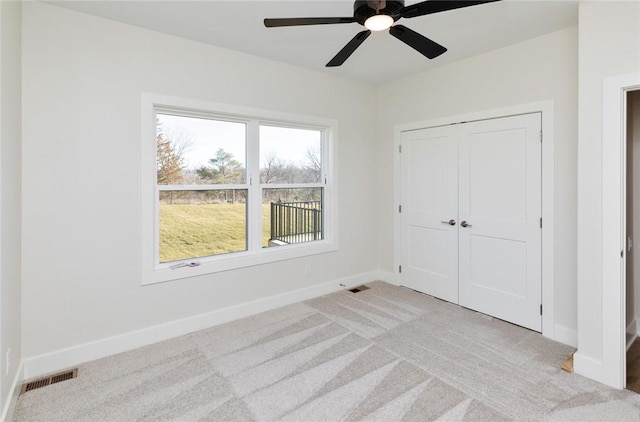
[400,125,459,303]
[400,113,542,332]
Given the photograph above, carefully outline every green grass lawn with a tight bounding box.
[159,203,270,263]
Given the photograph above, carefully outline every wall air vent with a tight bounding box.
[20,368,78,394]
[348,285,370,293]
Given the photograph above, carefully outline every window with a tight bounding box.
[259,125,324,248]
[142,94,337,284]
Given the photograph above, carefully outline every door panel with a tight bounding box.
[458,113,542,331]
[467,129,527,220]
[400,126,458,303]
[469,236,527,298]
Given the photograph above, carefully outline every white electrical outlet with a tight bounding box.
[304,264,312,276]
[5,348,11,376]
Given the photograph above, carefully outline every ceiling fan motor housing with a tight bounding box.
[353,0,405,25]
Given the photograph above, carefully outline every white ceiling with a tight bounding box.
[48,0,578,85]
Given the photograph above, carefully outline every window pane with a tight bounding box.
[157,113,246,185]
[260,125,322,184]
[262,188,323,247]
[159,190,247,262]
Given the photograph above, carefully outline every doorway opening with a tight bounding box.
[594,72,640,389]
[626,89,640,394]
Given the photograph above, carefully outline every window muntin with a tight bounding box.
[145,98,335,283]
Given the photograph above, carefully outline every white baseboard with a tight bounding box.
[384,272,578,349]
[573,352,624,389]
[22,271,380,380]
[1,361,23,422]
[573,352,603,384]
[371,270,397,285]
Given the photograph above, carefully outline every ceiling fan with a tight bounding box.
[264,0,498,67]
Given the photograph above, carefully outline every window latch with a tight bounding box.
[169,262,200,270]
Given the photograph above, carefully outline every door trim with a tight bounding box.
[393,100,560,343]
[589,72,640,389]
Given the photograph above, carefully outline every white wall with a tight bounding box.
[376,27,578,340]
[0,0,22,417]
[575,1,640,385]
[21,2,378,371]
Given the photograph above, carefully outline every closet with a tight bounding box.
[399,113,542,331]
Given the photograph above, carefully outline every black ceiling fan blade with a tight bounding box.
[400,0,499,19]
[389,25,447,59]
[264,17,356,27]
[326,30,371,67]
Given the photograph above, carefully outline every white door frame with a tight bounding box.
[393,100,560,343]
[601,72,640,389]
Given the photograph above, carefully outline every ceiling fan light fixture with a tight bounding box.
[265,0,499,67]
[364,14,394,31]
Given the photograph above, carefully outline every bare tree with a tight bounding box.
[261,153,287,184]
[163,128,192,166]
[303,147,322,183]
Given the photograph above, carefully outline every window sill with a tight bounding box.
[142,240,338,286]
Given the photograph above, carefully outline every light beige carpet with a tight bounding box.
[13,281,640,421]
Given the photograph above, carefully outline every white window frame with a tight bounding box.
[141,93,338,285]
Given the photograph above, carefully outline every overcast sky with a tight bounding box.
[158,113,321,171]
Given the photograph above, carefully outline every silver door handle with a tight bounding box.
[460,221,472,228]
[441,219,456,226]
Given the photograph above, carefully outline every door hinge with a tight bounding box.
[539,217,542,229]
[540,131,543,142]
[399,265,402,273]
[399,145,402,153]
[621,250,624,258]
[540,304,543,315]
[399,205,402,213]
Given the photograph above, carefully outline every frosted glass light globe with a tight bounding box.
[364,15,394,31]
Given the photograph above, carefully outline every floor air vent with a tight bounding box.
[20,369,78,394]
[349,285,370,293]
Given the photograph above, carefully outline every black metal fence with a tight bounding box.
[270,200,322,244]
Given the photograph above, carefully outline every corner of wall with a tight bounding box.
[0,362,23,422]
[0,0,23,419]
[551,324,578,348]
